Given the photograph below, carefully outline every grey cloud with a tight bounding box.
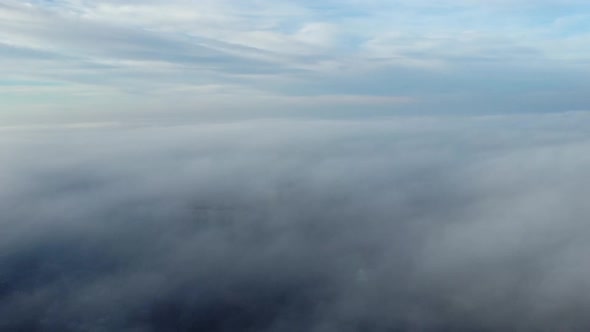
[0,43,69,61]
[0,2,299,92]
[270,58,590,114]
[2,114,590,331]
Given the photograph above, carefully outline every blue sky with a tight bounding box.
[2,0,590,123]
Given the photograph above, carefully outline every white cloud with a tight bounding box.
[1,0,590,121]
[3,112,590,330]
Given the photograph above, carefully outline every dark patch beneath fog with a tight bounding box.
[2,115,590,331]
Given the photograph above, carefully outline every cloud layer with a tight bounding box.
[2,113,590,331]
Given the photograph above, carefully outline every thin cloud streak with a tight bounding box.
[2,0,590,121]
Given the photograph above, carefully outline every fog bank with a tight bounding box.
[2,114,590,331]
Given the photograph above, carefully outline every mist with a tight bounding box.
[2,114,590,331]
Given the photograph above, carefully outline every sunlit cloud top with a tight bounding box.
[2,0,590,122]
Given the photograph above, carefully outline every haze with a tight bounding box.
[2,1,590,331]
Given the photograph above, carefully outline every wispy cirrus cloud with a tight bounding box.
[2,0,590,122]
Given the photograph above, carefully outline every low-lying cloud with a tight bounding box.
[2,114,590,331]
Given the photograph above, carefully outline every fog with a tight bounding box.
[2,114,590,331]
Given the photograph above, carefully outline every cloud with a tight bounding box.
[2,0,590,121]
[2,113,590,330]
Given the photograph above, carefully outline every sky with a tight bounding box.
[2,0,590,123]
